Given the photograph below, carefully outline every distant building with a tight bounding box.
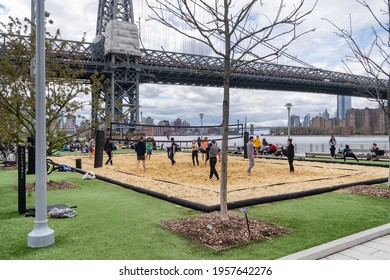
[323,108,330,120]
[153,120,170,136]
[54,115,76,136]
[172,117,182,127]
[345,107,386,134]
[158,120,170,126]
[142,116,154,125]
[290,114,301,127]
[312,116,325,129]
[325,117,339,131]
[303,114,311,127]
[337,95,351,120]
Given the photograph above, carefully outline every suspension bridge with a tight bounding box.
[0,0,387,128]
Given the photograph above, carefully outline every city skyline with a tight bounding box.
[138,99,377,129]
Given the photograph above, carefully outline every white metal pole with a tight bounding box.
[285,103,293,139]
[28,0,55,248]
[287,107,291,139]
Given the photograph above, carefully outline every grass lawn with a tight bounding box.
[1,168,389,260]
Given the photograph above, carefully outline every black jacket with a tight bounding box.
[286,143,294,158]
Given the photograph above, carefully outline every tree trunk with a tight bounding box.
[388,135,390,189]
[220,76,230,221]
[387,73,390,189]
[219,0,230,221]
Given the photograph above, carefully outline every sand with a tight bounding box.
[53,151,389,206]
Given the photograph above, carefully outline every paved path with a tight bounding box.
[321,234,390,260]
[280,223,390,260]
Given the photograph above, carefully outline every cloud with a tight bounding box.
[0,3,9,15]
[1,0,382,127]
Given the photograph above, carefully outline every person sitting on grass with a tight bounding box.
[343,145,359,162]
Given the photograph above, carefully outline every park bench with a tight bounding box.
[305,149,389,161]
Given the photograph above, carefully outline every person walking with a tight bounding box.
[286,138,295,173]
[135,136,146,172]
[146,137,153,160]
[197,136,201,148]
[329,135,337,159]
[200,136,208,163]
[88,137,95,159]
[191,139,199,166]
[168,137,177,165]
[247,136,255,175]
[253,135,261,157]
[205,141,212,163]
[208,139,220,180]
[165,136,171,159]
[103,138,114,165]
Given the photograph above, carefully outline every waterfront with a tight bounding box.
[253,135,390,155]
[152,134,390,156]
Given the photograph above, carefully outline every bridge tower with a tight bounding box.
[93,0,141,130]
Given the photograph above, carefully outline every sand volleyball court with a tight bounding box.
[52,152,389,206]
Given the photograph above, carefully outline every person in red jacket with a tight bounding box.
[266,143,277,155]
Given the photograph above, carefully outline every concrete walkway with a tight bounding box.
[280,223,390,260]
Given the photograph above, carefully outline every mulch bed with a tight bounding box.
[340,185,390,198]
[26,181,76,192]
[162,185,390,250]
[161,211,289,250]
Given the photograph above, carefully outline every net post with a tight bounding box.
[243,131,249,159]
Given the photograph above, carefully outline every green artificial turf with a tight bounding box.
[1,169,389,260]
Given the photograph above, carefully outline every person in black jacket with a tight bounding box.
[135,136,147,171]
[286,138,295,173]
[168,137,177,165]
[329,135,337,159]
[343,145,359,162]
[103,138,114,165]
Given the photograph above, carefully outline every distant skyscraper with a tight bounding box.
[290,114,300,127]
[143,116,154,125]
[303,113,311,127]
[323,108,329,120]
[337,95,351,120]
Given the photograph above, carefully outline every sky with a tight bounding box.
[0,0,386,127]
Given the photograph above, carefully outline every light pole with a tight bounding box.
[199,113,204,136]
[285,103,293,139]
[28,0,55,248]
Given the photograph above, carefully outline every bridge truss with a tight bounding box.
[0,0,387,129]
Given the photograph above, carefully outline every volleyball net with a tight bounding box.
[108,122,244,148]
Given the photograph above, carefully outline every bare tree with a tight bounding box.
[146,0,317,220]
[0,16,105,154]
[324,0,390,188]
